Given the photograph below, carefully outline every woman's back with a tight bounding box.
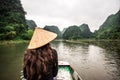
[23,28,58,80]
[23,45,58,80]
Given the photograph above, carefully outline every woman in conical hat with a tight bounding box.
[23,27,58,80]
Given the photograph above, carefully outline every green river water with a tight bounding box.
[0,41,120,80]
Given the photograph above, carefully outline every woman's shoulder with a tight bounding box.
[52,49,57,53]
[52,49,57,56]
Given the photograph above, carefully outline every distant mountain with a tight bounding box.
[44,25,62,39]
[63,25,82,39]
[26,20,37,30]
[94,10,120,39]
[62,24,92,39]
[62,28,67,35]
[79,24,92,38]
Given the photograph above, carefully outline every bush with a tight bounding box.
[6,31,16,40]
[20,30,33,40]
[0,34,6,40]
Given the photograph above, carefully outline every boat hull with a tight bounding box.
[57,61,82,80]
[21,61,82,80]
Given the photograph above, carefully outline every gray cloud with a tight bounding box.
[21,0,120,32]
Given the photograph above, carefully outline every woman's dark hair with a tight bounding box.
[23,43,53,80]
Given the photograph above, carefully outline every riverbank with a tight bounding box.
[0,39,120,45]
[64,39,120,44]
[0,40,29,45]
[0,39,61,45]
[64,39,120,53]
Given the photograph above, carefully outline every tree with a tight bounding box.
[63,25,82,40]
[94,10,120,39]
[0,0,28,40]
[79,24,92,38]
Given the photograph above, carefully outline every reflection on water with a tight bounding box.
[0,41,120,80]
[0,43,28,80]
[51,41,120,80]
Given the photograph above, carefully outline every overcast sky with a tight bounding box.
[21,0,120,32]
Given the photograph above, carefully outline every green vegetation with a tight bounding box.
[20,29,34,40]
[44,25,62,39]
[62,24,92,40]
[63,25,82,40]
[62,10,120,40]
[0,0,119,41]
[26,20,37,30]
[0,40,29,45]
[79,24,92,38]
[0,0,34,40]
[94,10,120,39]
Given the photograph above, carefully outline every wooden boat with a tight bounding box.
[57,61,82,80]
[21,61,82,80]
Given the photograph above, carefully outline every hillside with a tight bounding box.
[94,10,120,39]
[0,0,28,40]
[63,25,82,39]
[26,20,37,30]
[44,25,62,39]
[62,24,92,39]
[79,24,92,38]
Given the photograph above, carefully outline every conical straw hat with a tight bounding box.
[28,27,57,49]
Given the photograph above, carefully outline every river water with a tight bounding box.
[0,41,120,80]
